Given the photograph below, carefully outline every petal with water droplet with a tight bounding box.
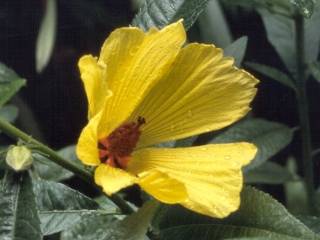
[94,164,137,195]
[96,21,186,137]
[131,43,258,147]
[78,55,111,119]
[128,142,257,218]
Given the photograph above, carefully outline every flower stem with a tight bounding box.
[0,116,92,180]
[0,117,134,214]
[295,13,315,212]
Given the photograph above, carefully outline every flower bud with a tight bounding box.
[6,145,33,171]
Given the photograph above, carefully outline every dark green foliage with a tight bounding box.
[0,172,42,240]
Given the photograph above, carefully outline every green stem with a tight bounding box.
[0,117,92,181]
[295,13,315,212]
[0,117,134,214]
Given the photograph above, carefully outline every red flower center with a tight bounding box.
[98,117,145,169]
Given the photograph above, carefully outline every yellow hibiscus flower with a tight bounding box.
[76,20,258,218]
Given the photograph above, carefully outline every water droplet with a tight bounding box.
[129,49,135,56]
[129,46,139,56]
[224,155,231,160]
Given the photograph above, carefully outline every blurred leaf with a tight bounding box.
[156,187,318,239]
[174,136,198,147]
[33,145,86,181]
[0,62,26,107]
[222,0,293,15]
[284,157,308,215]
[32,179,113,236]
[309,61,320,82]
[132,0,210,31]
[258,2,320,74]
[245,161,294,184]
[298,216,320,234]
[224,36,248,67]
[225,238,274,240]
[0,105,18,123]
[198,0,232,48]
[0,172,42,240]
[132,0,145,11]
[156,136,197,148]
[35,0,57,73]
[246,62,297,91]
[156,141,176,148]
[259,9,296,74]
[291,0,315,18]
[304,3,320,66]
[211,118,294,170]
[61,200,158,240]
[110,200,159,240]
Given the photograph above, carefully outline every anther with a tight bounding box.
[97,117,145,169]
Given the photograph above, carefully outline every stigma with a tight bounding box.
[98,117,145,169]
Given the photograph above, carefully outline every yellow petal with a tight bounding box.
[78,55,111,119]
[129,43,258,147]
[94,164,137,195]
[138,170,188,204]
[128,143,257,218]
[97,20,186,137]
[76,112,102,166]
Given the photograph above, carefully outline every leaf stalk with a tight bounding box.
[0,117,134,214]
[294,13,315,212]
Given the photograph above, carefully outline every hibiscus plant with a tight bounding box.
[0,0,320,239]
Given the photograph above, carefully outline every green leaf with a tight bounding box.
[309,61,320,82]
[0,62,26,107]
[60,214,117,240]
[225,238,272,240]
[0,172,42,240]
[211,118,294,170]
[0,105,18,135]
[132,0,210,31]
[284,157,308,215]
[156,136,197,148]
[174,136,197,147]
[291,0,315,18]
[0,105,18,123]
[156,141,176,148]
[245,62,297,91]
[32,179,113,236]
[156,187,318,239]
[224,36,248,67]
[33,145,85,181]
[222,0,293,15]
[298,216,320,234]
[258,2,320,74]
[0,146,8,169]
[94,195,119,213]
[304,2,320,68]
[61,200,159,240]
[245,161,294,184]
[35,0,57,73]
[198,0,232,48]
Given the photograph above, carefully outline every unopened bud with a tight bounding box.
[6,146,33,171]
